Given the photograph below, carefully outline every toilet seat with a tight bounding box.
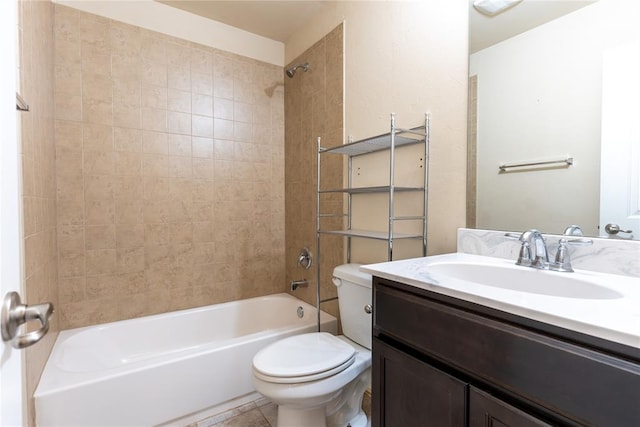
[253,332,356,384]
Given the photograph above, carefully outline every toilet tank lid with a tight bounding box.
[333,264,372,288]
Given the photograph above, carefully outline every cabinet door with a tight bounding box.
[372,337,466,427]
[469,387,551,427]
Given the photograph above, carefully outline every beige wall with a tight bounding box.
[54,5,285,329]
[286,1,469,257]
[284,24,344,321]
[18,0,58,425]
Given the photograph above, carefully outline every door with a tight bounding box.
[372,338,467,427]
[600,41,640,239]
[469,387,551,427]
[1,0,25,425]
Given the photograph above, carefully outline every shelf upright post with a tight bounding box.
[423,112,430,257]
[347,153,352,263]
[316,137,322,332]
[388,113,396,261]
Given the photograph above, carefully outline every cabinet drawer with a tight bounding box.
[374,281,640,426]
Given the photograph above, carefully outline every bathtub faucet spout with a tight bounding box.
[290,279,308,291]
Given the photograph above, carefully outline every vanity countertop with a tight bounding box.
[362,252,640,351]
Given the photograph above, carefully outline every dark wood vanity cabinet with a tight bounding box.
[372,277,640,427]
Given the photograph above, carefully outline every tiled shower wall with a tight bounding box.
[285,24,344,320]
[18,0,58,424]
[54,5,285,329]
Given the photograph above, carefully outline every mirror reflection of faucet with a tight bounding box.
[563,225,584,236]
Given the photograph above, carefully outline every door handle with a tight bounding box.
[1,292,53,349]
[604,223,632,235]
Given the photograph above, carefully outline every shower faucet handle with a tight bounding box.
[296,247,312,270]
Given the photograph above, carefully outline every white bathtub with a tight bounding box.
[35,293,337,426]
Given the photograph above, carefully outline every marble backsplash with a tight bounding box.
[458,228,640,278]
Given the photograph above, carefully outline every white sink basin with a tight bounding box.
[426,262,624,300]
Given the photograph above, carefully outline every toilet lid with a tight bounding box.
[253,333,355,382]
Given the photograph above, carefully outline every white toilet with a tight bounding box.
[252,264,372,427]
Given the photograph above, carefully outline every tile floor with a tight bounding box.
[191,392,372,427]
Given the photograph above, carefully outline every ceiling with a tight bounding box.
[156,0,326,42]
[156,0,598,52]
[469,0,598,53]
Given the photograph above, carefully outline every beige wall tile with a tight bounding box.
[59,276,86,303]
[116,224,144,248]
[168,66,190,91]
[168,134,192,156]
[110,21,140,55]
[141,107,167,132]
[112,53,141,80]
[85,225,116,250]
[86,249,117,276]
[191,47,213,75]
[83,123,113,152]
[55,120,82,150]
[114,127,142,152]
[113,104,141,129]
[284,25,343,315]
[115,151,142,176]
[141,84,167,109]
[192,115,213,137]
[192,93,213,117]
[214,97,234,120]
[55,93,81,121]
[20,3,59,421]
[115,197,143,225]
[116,247,145,274]
[141,58,167,87]
[168,88,191,113]
[141,34,167,64]
[192,137,213,158]
[214,77,234,100]
[85,199,115,225]
[214,118,234,140]
[142,153,169,177]
[191,72,213,95]
[84,151,115,175]
[142,130,168,154]
[53,7,285,332]
[167,42,190,67]
[55,63,82,95]
[167,111,191,134]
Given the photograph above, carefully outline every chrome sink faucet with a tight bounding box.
[519,229,549,269]
[506,228,593,272]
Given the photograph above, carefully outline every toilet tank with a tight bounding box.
[332,264,372,349]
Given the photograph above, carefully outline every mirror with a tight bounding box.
[468,0,640,240]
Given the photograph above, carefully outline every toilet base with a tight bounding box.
[277,406,325,427]
[277,406,369,427]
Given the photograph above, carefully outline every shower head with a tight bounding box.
[286,62,309,78]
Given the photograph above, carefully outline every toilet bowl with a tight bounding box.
[252,264,372,427]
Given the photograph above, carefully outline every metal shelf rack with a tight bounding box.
[316,112,430,266]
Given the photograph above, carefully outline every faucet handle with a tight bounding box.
[550,237,593,272]
[565,237,593,246]
[504,233,532,266]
